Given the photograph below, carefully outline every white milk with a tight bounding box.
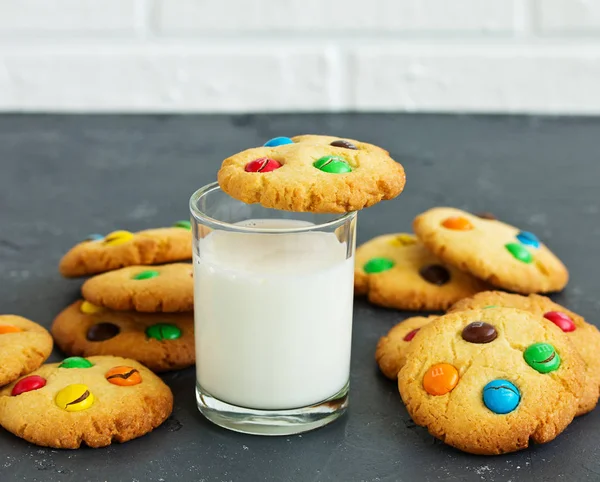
[194,219,354,410]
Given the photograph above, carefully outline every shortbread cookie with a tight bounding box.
[217,134,406,213]
[399,308,584,455]
[375,316,436,379]
[59,223,192,278]
[51,301,194,372]
[355,233,489,310]
[81,263,193,313]
[448,291,600,415]
[413,207,569,294]
[0,356,173,448]
[0,315,53,387]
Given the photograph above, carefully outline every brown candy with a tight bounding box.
[419,265,450,286]
[87,323,120,342]
[475,212,497,220]
[330,140,358,150]
[462,322,497,344]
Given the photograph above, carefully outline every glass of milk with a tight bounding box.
[190,182,357,435]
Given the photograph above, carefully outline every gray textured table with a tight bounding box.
[1,114,599,482]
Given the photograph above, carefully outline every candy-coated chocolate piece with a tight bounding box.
[505,243,533,264]
[516,231,540,249]
[59,357,94,369]
[80,300,104,315]
[462,322,497,344]
[263,136,293,147]
[388,234,417,247]
[475,212,497,220]
[330,140,358,150]
[313,156,352,174]
[84,234,104,242]
[173,220,191,230]
[483,305,498,310]
[544,311,576,333]
[524,342,561,373]
[105,366,142,386]
[244,158,282,173]
[11,375,47,396]
[103,230,134,246]
[483,379,520,414]
[0,325,22,334]
[403,329,420,342]
[55,384,94,412]
[441,217,474,231]
[87,323,120,342]
[363,257,395,274]
[132,270,160,280]
[146,323,182,341]
[423,363,459,396]
[419,265,450,286]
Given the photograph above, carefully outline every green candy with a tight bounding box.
[174,220,191,230]
[363,257,395,274]
[132,270,160,280]
[59,357,94,369]
[313,156,352,174]
[505,243,533,264]
[524,342,561,373]
[483,305,498,310]
[146,323,182,341]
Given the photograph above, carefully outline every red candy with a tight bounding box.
[403,329,420,342]
[11,375,46,396]
[544,311,576,332]
[245,158,282,173]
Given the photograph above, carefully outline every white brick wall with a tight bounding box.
[0,0,599,114]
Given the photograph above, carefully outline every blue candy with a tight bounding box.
[516,231,540,249]
[263,137,293,147]
[483,379,520,414]
[84,234,104,242]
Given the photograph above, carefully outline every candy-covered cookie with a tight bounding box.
[398,308,584,455]
[413,207,569,294]
[81,263,193,313]
[59,223,192,278]
[217,135,406,214]
[448,291,600,415]
[375,316,436,379]
[0,356,173,448]
[51,301,194,372]
[355,233,489,311]
[0,315,53,387]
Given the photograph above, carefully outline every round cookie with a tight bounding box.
[0,315,53,387]
[59,223,192,278]
[355,233,490,310]
[0,356,173,448]
[51,301,194,372]
[413,207,569,294]
[81,263,193,313]
[375,316,436,379]
[448,291,600,416]
[217,134,406,214]
[398,308,584,455]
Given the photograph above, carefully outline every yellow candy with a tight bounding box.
[55,384,94,412]
[80,301,103,315]
[388,234,417,247]
[103,230,134,246]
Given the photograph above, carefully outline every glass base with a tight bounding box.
[196,382,349,436]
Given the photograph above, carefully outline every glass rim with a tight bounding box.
[189,182,357,234]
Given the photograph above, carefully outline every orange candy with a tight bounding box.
[423,363,459,396]
[0,325,22,334]
[105,366,142,386]
[441,217,474,231]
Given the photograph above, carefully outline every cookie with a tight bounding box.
[448,291,600,415]
[355,233,490,310]
[59,223,192,278]
[398,308,584,455]
[217,134,406,214]
[0,355,173,448]
[81,263,193,313]
[375,316,436,379]
[51,301,195,372]
[0,315,53,387]
[413,207,569,294]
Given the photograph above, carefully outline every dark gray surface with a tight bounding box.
[1,113,599,482]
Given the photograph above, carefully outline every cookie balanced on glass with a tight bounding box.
[190,134,406,435]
